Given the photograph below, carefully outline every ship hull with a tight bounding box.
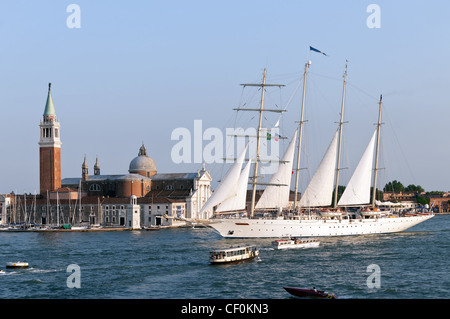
[208,214,434,238]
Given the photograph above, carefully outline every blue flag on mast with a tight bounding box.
[310,46,328,56]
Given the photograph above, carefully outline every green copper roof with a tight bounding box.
[43,83,56,116]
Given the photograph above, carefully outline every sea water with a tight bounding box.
[0,215,448,299]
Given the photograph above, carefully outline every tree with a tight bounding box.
[383,180,405,193]
[371,187,383,201]
[405,184,424,193]
[332,185,346,203]
[416,195,429,205]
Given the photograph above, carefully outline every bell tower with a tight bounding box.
[94,156,101,175]
[39,83,62,195]
[82,155,89,181]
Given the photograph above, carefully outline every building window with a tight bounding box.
[89,184,101,191]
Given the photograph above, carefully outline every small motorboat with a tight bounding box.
[0,270,5,274]
[209,245,259,264]
[284,287,337,299]
[6,262,29,269]
[272,237,320,250]
[143,226,161,231]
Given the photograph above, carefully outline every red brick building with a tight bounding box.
[425,192,450,213]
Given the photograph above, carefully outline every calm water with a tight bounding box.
[0,215,449,299]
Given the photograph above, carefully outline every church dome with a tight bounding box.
[129,144,157,176]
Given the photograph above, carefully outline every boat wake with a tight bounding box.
[1,267,62,276]
[27,268,62,274]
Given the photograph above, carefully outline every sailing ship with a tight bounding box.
[205,62,434,238]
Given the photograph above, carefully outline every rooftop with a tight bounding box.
[151,173,199,180]
[61,174,152,185]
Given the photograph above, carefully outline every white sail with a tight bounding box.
[338,130,377,206]
[200,145,248,214]
[299,129,339,207]
[255,130,298,209]
[216,159,251,212]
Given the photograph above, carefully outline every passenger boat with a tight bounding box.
[284,287,337,299]
[272,237,320,250]
[6,262,29,269]
[209,245,259,264]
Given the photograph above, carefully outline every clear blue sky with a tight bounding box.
[1,0,449,194]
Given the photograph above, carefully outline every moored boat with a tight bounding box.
[143,225,161,231]
[70,226,89,230]
[209,245,259,264]
[272,237,320,250]
[6,262,29,269]
[284,286,337,299]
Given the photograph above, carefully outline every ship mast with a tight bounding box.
[236,69,285,218]
[251,69,267,219]
[333,60,348,208]
[294,61,311,210]
[372,94,383,207]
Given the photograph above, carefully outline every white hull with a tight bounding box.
[208,214,434,238]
